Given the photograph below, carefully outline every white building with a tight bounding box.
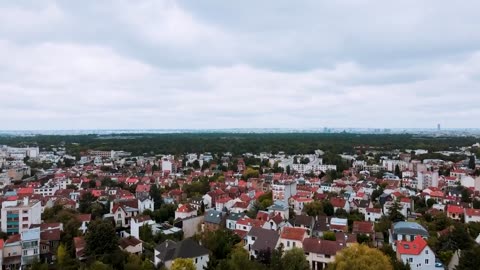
[130,216,156,239]
[465,208,480,223]
[1,198,41,235]
[21,227,40,267]
[154,239,209,270]
[397,236,436,270]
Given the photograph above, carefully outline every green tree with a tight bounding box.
[330,244,393,270]
[387,200,405,223]
[85,220,118,257]
[57,243,67,266]
[79,192,97,214]
[171,258,195,270]
[323,231,336,241]
[304,201,323,216]
[149,184,163,209]
[322,201,334,216]
[394,165,401,178]
[88,261,112,270]
[139,223,153,242]
[455,246,480,270]
[281,248,309,270]
[469,155,476,170]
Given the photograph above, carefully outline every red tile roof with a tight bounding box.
[352,221,374,234]
[447,204,463,214]
[397,235,428,255]
[280,227,307,241]
[330,198,346,208]
[465,208,480,217]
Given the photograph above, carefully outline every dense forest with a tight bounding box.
[0,133,478,157]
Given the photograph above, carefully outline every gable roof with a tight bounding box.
[280,227,307,241]
[248,227,279,251]
[397,235,428,255]
[303,238,344,255]
[155,238,209,262]
[352,221,374,234]
[204,209,223,224]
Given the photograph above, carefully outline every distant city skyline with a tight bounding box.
[1,1,480,130]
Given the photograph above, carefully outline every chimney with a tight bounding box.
[23,196,29,206]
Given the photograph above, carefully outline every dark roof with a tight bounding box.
[303,238,344,255]
[249,227,279,252]
[291,214,314,228]
[40,229,61,241]
[155,238,209,262]
[313,215,329,232]
[119,237,142,249]
[227,212,246,221]
[392,222,428,237]
[174,238,209,258]
[204,209,223,224]
[357,200,370,208]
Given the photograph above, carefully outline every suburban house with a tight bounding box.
[446,205,463,221]
[396,235,436,270]
[303,238,345,270]
[245,227,279,260]
[119,237,142,255]
[203,210,225,232]
[464,208,480,223]
[390,222,429,249]
[174,204,197,220]
[365,208,382,222]
[278,227,308,251]
[154,238,209,270]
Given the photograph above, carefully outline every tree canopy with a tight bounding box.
[329,244,393,270]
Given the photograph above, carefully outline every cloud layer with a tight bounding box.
[1,0,480,130]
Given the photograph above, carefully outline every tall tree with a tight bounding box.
[304,201,323,216]
[387,200,405,223]
[330,244,393,270]
[85,220,118,257]
[394,165,401,178]
[322,201,334,216]
[281,248,309,270]
[455,246,480,270]
[469,155,476,170]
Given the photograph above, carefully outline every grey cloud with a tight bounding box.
[1,0,480,130]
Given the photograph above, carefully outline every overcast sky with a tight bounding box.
[1,0,480,130]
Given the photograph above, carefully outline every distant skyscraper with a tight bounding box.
[437,123,441,131]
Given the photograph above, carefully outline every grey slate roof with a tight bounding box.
[392,222,429,237]
[155,238,209,262]
[249,227,280,252]
[227,212,245,221]
[204,209,223,224]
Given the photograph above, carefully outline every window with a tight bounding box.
[425,250,428,254]
[325,255,331,258]
[409,258,413,263]
[195,258,198,264]
[293,242,296,247]
[23,250,27,256]
[425,259,429,265]
[23,210,28,214]
[34,249,38,255]
[287,241,290,247]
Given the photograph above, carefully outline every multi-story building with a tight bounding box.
[1,198,41,235]
[272,181,297,205]
[21,227,40,267]
[33,184,59,197]
[396,236,436,270]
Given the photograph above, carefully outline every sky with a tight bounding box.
[1,0,480,130]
